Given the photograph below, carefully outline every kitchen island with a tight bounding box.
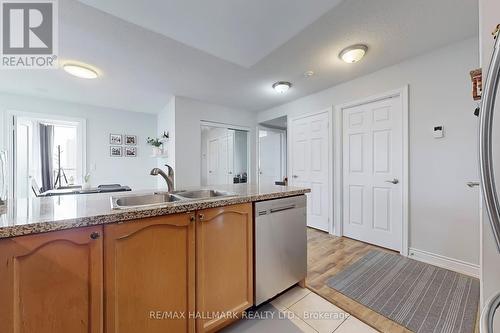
[0,184,309,333]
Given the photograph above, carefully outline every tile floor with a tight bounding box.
[270,286,379,333]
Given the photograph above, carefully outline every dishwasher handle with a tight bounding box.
[270,205,296,214]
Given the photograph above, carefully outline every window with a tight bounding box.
[9,113,85,197]
[53,124,79,187]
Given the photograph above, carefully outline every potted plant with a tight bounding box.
[147,132,169,156]
[147,137,165,156]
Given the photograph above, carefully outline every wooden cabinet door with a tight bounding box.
[0,226,103,333]
[196,203,253,333]
[104,213,196,333]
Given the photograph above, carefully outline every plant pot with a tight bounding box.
[152,146,163,157]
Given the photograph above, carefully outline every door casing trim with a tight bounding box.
[333,86,409,256]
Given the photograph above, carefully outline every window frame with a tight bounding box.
[4,110,86,198]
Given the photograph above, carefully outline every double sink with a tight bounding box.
[111,189,236,210]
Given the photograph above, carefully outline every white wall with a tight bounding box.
[156,97,176,189]
[0,93,158,191]
[258,37,480,266]
[479,0,500,313]
[173,96,256,189]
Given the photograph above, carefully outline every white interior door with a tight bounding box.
[226,131,234,184]
[342,96,403,251]
[259,130,283,186]
[207,138,219,185]
[207,133,233,185]
[290,112,330,231]
[217,135,229,184]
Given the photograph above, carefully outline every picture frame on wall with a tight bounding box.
[110,134,122,145]
[125,146,137,157]
[110,146,123,157]
[124,135,137,145]
[469,69,482,101]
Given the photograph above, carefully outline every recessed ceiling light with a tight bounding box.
[63,63,99,79]
[339,44,368,63]
[272,81,292,94]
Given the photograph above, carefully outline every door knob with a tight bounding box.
[466,181,480,188]
[385,178,399,184]
[292,175,298,178]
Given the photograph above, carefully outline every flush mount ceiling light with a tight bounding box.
[272,81,292,94]
[63,63,99,79]
[339,44,368,63]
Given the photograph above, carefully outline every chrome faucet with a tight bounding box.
[150,164,174,192]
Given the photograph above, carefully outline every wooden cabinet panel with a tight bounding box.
[0,226,103,333]
[104,213,196,333]
[196,203,253,333]
[0,204,255,333]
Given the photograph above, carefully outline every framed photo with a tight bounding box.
[110,146,122,157]
[124,135,137,145]
[125,146,137,157]
[470,69,482,101]
[110,134,122,145]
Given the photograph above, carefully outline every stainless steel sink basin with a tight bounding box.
[112,193,183,209]
[173,189,236,200]
[111,189,237,209]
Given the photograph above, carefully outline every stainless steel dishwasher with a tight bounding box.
[255,195,307,306]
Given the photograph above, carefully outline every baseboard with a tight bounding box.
[408,248,480,278]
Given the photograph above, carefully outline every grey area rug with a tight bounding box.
[327,251,479,333]
[220,304,301,333]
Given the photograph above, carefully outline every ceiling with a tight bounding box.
[77,0,344,68]
[0,0,478,113]
[260,116,288,130]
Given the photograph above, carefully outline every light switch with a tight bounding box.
[433,126,444,139]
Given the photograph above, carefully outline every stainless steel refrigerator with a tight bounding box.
[479,1,500,331]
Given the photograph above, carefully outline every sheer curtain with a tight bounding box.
[30,121,41,191]
[39,123,54,192]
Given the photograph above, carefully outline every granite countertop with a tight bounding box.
[0,184,310,239]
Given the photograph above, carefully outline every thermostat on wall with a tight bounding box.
[433,126,444,139]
